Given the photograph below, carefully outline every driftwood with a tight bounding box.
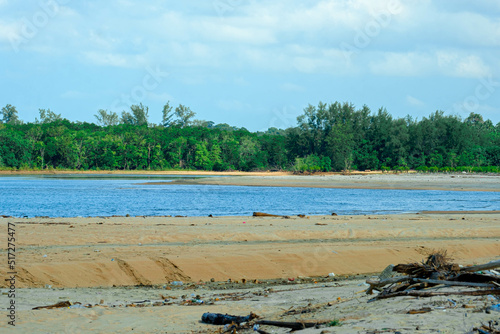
[256,320,327,330]
[408,307,432,314]
[253,212,282,217]
[365,276,410,294]
[369,288,500,302]
[201,312,257,325]
[368,252,500,301]
[33,301,71,310]
[460,259,500,273]
[412,278,497,288]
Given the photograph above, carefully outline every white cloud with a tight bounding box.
[0,20,19,43]
[437,52,491,78]
[369,52,433,76]
[370,51,492,78]
[406,95,425,107]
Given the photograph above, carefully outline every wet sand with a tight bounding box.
[163,173,500,192]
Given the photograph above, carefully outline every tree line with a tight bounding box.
[0,101,499,173]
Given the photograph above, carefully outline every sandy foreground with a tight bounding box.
[1,212,499,333]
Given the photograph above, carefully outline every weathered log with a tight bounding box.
[369,288,500,302]
[460,259,500,273]
[454,273,500,284]
[412,278,497,288]
[365,276,410,294]
[253,212,282,217]
[256,320,326,330]
[33,301,72,310]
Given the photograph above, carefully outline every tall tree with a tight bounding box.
[37,109,62,124]
[120,103,149,126]
[94,109,119,126]
[161,101,175,127]
[174,104,196,128]
[131,103,149,126]
[1,104,21,124]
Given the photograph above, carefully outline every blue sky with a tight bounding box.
[1,0,499,130]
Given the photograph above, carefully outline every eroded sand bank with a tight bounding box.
[2,213,499,288]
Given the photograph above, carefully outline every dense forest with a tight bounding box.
[0,101,499,173]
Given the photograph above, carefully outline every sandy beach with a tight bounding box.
[1,212,500,333]
[1,173,499,333]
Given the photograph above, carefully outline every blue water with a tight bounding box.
[0,175,498,217]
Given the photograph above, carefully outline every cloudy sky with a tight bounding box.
[1,0,499,130]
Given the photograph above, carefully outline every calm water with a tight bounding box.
[0,175,498,217]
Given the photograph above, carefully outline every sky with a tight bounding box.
[0,0,499,131]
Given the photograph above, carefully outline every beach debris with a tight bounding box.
[407,307,432,314]
[33,301,71,310]
[171,281,183,286]
[69,303,87,309]
[255,319,330,330]
[473,321,500,334]
[486,304,500,313]
[366,251,500,302]
[253,212,282,217]
[201,312,258,325]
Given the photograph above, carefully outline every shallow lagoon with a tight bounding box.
[0,175,498,217]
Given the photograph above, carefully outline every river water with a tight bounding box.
[0,175,498,217]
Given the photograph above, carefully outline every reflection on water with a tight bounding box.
[0,175,498,217]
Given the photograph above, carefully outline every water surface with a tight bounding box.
[0,175,498,217]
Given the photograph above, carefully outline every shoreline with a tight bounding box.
[2,210,500,219]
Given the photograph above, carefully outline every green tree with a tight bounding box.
[94,109,119,126]
[174,104,196,128]
[36,109,62,124]
[131,103,149,126]
[1,104,21,124]
[194,142,213,170]
[238,136,259,170]
[120,103,149,126]
[161,101,174,127]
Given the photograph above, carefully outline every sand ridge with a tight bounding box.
[2,213,499,289]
